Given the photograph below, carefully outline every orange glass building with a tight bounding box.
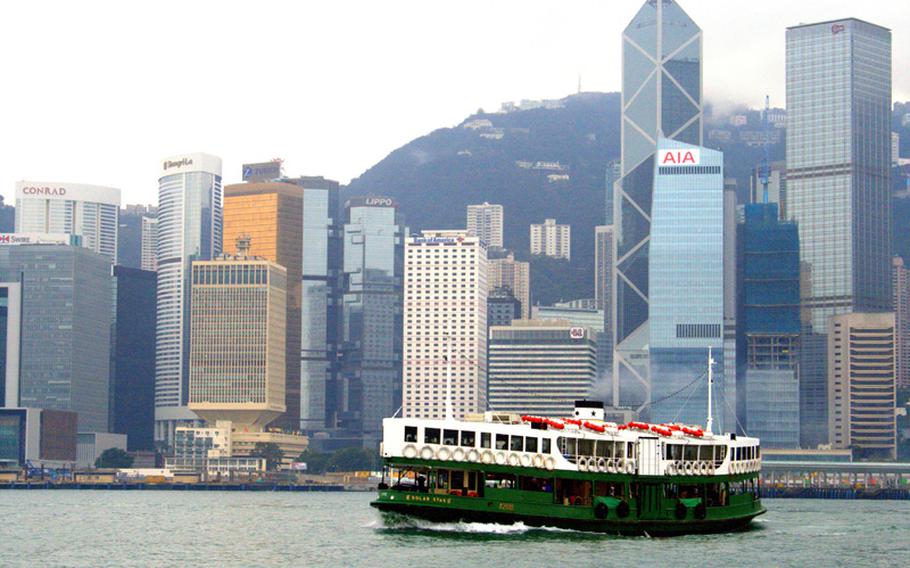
[223,182,303,431]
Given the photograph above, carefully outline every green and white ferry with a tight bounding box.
[372,396,765,535]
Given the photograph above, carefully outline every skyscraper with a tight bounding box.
[893,257,910,389]
[403,230,488,419]
[188,249,287,431]
[0,245,111,432]
[466,202,503,249]
[222,179,304,431]
[154,153,223,446]
[613,0,702,412]
[110,266,156,450]
[488,251,530,319]
[15,181,120,263]
[595,225,613,312]
[0,282,21,408]
[487,287,522,327]
[738,203,800,449]
[530,218,570,260]
[282,176,342,433]
[604,161,621,226]
[488,321,597,417]
[340,197,406,447]
[648,140,729,429]
[827,312,896,460]
[787,19,892,331]
[140,216,158,271]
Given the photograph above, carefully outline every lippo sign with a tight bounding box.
[658,148,701,166]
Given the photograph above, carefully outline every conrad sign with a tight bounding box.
[20,186,66,196]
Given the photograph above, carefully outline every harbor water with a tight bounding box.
[0,492,907,567]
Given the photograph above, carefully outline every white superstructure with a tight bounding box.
[403,230,488,419]
[15,181,120,263]
[381,411,761,478]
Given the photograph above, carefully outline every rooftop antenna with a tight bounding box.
[706,347,715,434]
[577,73,582,94]
[759,95,771,203]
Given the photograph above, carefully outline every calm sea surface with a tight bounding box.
[0,491,907,567]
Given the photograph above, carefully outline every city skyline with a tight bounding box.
[0,1,908,205]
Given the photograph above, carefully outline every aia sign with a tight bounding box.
[658,149,701,166]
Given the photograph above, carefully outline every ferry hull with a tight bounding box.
[371,491,766,537]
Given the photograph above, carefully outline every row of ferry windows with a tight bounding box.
[405,426,552,454]
[559,437,634,460]
[733,446,760,461]
[664,444,728,462]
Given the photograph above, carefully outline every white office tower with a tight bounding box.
[403,230,488,419]
[466,202,504,248]
[154,153,223,446]
[530,218,571,260]
[15,181,120,263]
[141,216,158,271]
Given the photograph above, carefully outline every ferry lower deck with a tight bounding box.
[372,458,765,536]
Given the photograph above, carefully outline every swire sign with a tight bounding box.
[658,149,701,166]
[163,157,194,171]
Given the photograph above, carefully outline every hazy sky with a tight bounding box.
[1,0,907,204]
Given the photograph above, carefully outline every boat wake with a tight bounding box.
[374,514,588,538]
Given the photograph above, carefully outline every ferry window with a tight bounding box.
[542,439,551,453]
[715,446,727,462]
[698,445,711,461]
[626,442,634,460]
[481,432,491,448]
[496,434,509,450]
[670,444,683,460]
[461,431,475,447]
[510,436,524,451]
[526,437,538,452]
[443,429,458,445]
[404,426,418,443]
[684,445,698,461]
[425,428,440,444]
[595,441,609,457]
[578,439,595,457]
[756,446,760,458]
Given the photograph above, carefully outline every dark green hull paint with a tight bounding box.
[373,457,766,536]
[372,497,765,536]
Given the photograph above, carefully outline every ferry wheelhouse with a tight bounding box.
[371,401,765,535]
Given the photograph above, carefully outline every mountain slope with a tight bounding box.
[346,92,621,292]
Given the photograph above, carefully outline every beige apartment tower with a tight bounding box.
[188,246,287,431]
[827,312,897,460]
[403,230,488,419]
[530,218,570,260]
[892,257,910,389]
[466,202,504,248]
[488,251,530,319]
